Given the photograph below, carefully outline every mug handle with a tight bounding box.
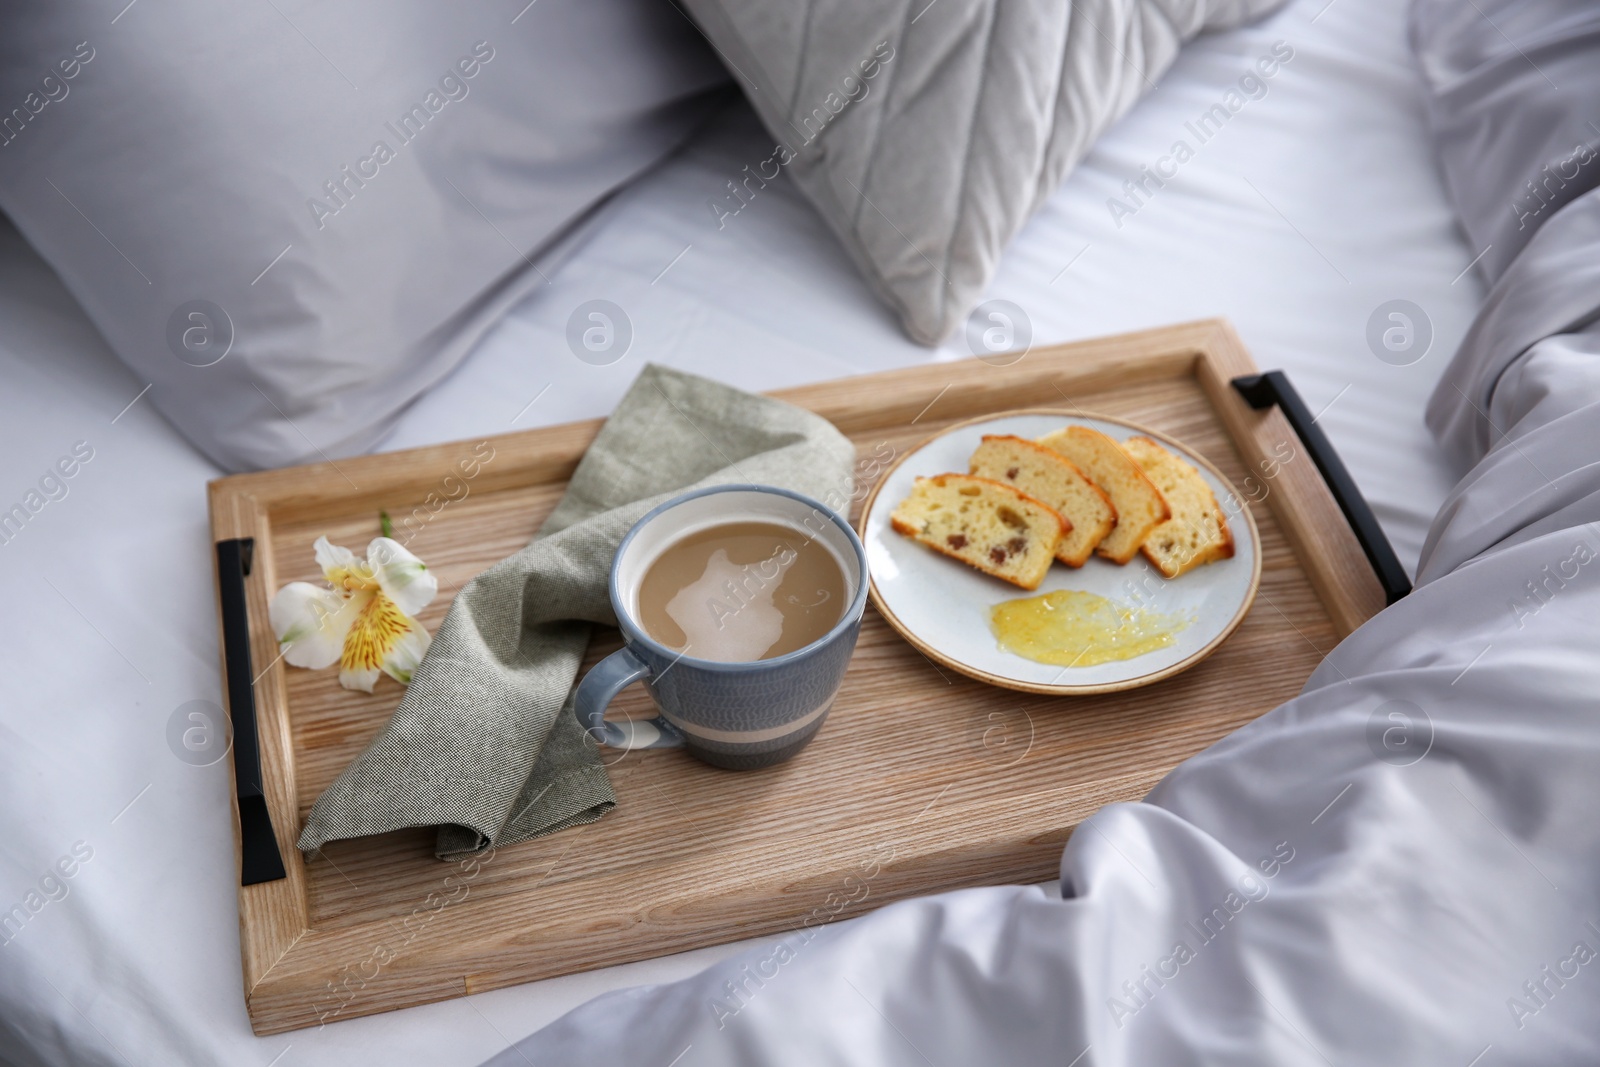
[574,647,685,750]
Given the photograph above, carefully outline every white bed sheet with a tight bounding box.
[0,0,1482,1064]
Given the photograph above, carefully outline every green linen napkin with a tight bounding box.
[297,365,857,859]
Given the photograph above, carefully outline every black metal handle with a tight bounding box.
[1231,371,1411,606]
[217,538,288,885]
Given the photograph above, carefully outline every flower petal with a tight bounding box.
[379,615,432,686]
[338,591,428,692]
[367,537,437,616]
[269,582,358,669]
[337,664,382,693]
[313,536,358,580]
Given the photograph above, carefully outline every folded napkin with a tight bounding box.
[298,364,857,859]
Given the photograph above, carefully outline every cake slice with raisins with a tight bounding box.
[890,474,1066,589]
[1036,425,1170,564]
[969,434,1116,567]
[1121,436,1234,577]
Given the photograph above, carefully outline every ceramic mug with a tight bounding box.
[574,484,868,769]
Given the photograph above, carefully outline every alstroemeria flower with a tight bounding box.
[268,536,438,692]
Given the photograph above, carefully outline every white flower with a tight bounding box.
[268,536,438,692]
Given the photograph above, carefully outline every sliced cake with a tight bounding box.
[1036,426,1170,564]
[968,434,1115,567]
[890,474,1066,590]
[1122,436,1234,578]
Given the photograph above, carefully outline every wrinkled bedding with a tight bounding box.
[485,1,1600,1062]
[0,0,1487,1063]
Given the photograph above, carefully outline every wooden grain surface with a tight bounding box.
[208,319,1383,1033]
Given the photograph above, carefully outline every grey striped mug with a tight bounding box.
[575,484,868,769]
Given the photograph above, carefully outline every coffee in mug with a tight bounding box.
[636,521,846,662]
[577,484,867,769]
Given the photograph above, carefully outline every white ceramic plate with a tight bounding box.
[859,410,1261,695]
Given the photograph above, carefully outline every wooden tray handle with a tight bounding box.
[1232,371,1412,606]
[217,537,288,885]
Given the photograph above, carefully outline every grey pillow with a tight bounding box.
[680,0,1284,344]
[0,0,727,470]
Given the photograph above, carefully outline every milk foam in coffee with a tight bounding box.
[636,521,846,661]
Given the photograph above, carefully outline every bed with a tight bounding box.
[0,0,1484,1063]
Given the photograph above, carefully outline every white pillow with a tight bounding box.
[0,0,727,470]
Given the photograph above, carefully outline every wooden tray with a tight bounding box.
[208,319,1387,1034]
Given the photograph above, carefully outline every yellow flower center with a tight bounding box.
[324,563,378,595]
[341,592,413,674]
